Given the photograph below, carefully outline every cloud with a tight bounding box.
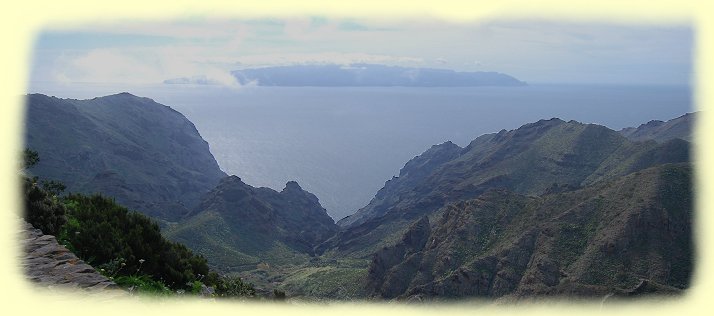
[52,47,241,86]
[34,18,692,86]
[62,49,163,84]
[234,52,423,68]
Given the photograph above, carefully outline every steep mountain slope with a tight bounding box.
[24,93,226,221]
[322,118,690,258]
[337,141,462,228]
[619,112,695,143]
[366,163,691,299]
[164,176,338,272]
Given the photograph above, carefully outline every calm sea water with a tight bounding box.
[29,83,692,220]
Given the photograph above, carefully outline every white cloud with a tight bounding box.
[234,52,423,68]
[53,47,241,86]
[35,18,692,86]
[66,49,163,84]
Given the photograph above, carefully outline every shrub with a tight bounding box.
[213,275,256,297]
[273,289,286,300]
[23,177,66,236]
[58,193,209,290]
[23,149,39,169]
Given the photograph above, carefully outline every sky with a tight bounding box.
[29,17,693,87]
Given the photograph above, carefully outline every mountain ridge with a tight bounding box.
[366,163,691,299]
[25,92,227,221]
[23,91,693,300]
[619,112,695,143]
[320,117,691,259]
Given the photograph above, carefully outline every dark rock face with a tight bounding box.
[20,220,119,291]
[24,93,226,221]
[198,176,338,252]
[619,112,695,143]
[367,216,430,298]
[166,176,338,271]
[364,164,692,299]
[322,119,690,258]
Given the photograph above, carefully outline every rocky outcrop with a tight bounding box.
[164,176,338,272]
[20,221,118,291]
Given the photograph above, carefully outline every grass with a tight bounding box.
[113,275,174,296]
[278,265,368,300]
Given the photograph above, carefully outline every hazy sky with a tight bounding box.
[30,17,693,86]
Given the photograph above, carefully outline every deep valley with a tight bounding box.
[22,92,694,301]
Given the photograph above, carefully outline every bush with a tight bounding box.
[23,177,66,236]
[41,180,66,197]
[23,149,39,169]
[213,275,256,298]
[58,193,209,290]
[273,289,286,300]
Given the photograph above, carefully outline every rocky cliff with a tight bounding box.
[365,163,691,299]
[320,118,691,258]
[24,93,227,221]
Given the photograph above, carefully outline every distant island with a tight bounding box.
[164,63,527,87]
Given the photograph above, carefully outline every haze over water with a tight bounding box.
[29,83,692,220]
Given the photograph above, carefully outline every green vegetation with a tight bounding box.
[211,274,256,297]
[23,148,39,169]
[23,177,66,236]
[23,177,67,236]
[21,150,254,297]
[22,95,694,300]
[22,149,66,236]
[555,223,589,267]
[279,265,367,299]
[58,193,208,290]
[659,164,692,217]
[113,275,173,295]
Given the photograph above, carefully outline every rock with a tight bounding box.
[200,284,215,297]
[19,221,121,292]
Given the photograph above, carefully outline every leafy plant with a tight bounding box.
[23,148,39,169]
[58,193,209,290]
[41,180,66,197]
[23,177,66,236]
[213,275,256,297]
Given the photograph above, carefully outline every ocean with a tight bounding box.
[28,83,692,220]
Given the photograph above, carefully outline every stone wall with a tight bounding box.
[20,221,119,291]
